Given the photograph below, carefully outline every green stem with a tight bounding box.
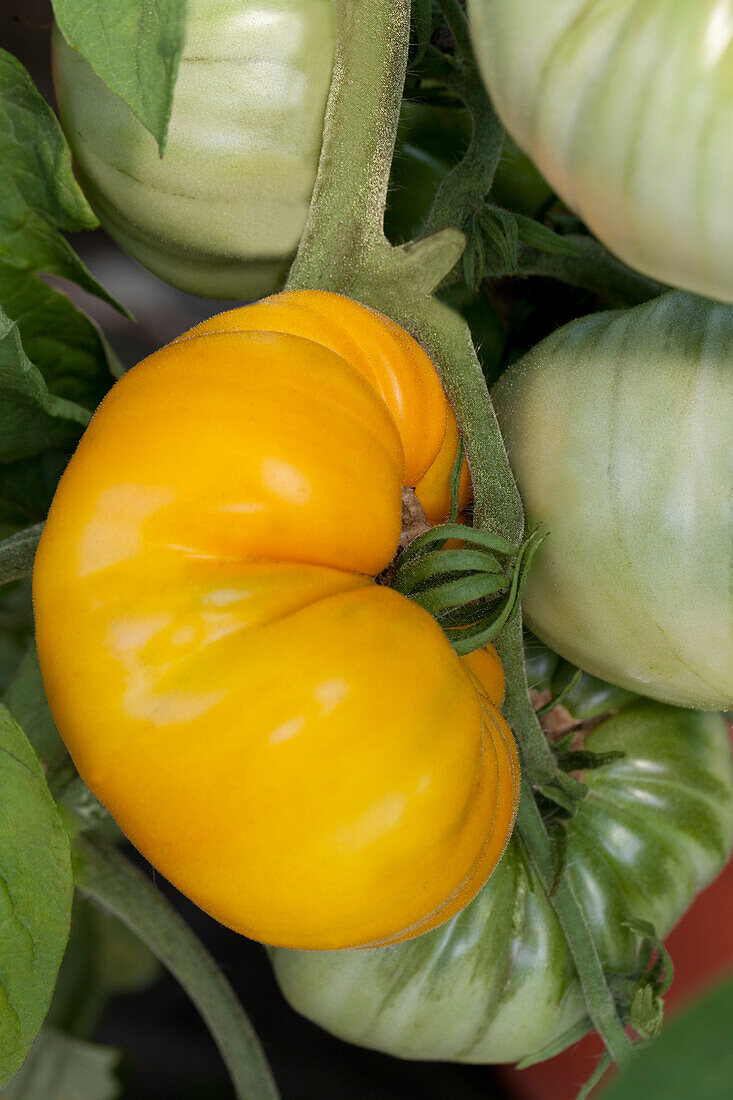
[496,616,557,786]
[287,0,408,291]
[516,787,633,1068]
[519,235,668,305]
[498,614,632,1063]
[286,0,633,1072]
[423,2,504,236]
[73,836,280,1100]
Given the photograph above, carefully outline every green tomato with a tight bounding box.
[490,290,730,712]
[493,292,733,712]
[272,700,733,1063]
[53,14,477,299]
[52,1,336,298]
[467,0,733,303]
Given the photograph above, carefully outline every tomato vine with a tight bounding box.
[287,0,638,1081]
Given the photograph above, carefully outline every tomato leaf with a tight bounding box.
[0,48,125,419]
[479,205,519,273]
[0,272,122,409]
[2,1028,120,1100]
[0,581,33,692]
[0,308,90,463]
[0,50,119,310]
[0,525,43,588]
[51,0,187,155]
[0,705,73,1088]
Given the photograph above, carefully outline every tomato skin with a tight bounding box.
[493,292,733,712]
[33,291,516,950]
[468,0,733,304]
[52,1,336,298]
[272,700,733,1062]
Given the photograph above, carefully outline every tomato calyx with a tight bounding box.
[614,919,673,1043]
[391,521,544,656]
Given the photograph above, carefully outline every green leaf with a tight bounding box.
[51,0,187,155]
[0,271,120,409]
[604,976,733,1100]
[0,50,119,310]
[0,308,90,463]
[0,48,125,420]
[480,205,519,273]
[0,705,73,1087]
[1,1028,120,1100]
[0,454,66,533]
[0,526,43,587]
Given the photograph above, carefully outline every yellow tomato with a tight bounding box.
[33,291,517,949]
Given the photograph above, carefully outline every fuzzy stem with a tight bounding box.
[286,0,408,292]
[74,837,280,1100]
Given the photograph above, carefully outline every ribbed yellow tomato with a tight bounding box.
[33,291,517,949]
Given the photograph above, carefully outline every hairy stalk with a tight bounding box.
[287,0,633,1072]
[519,234,668,305]
[423,0,504,237]
[74,836,280,1100]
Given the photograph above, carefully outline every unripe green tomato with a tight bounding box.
[468,0,733,304]
[52,1,336,298]
[493,292,733,711]
[272,700,733,1063]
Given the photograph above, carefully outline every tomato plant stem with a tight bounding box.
[423,0,504,237]
[286,0,407,288]
[519,234,668,304]
[73,836,280,1100]
[516,777,635,1068]
[496,617,557,785]
[287,0,634,1075]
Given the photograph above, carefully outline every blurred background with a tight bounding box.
[3,4,732,1098]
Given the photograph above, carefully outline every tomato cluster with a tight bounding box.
[37,0,733,1075]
